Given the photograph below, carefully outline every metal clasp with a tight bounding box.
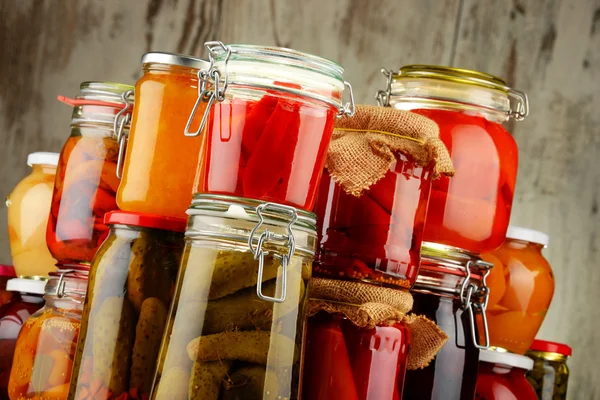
[338,81,355,117]
[115,90,134,179]
[52,269,85,304]
[507,89,529,121]
[248,203,298,303]
[184,41,233,137]
[460,259,493,350]
[376,68,394,107]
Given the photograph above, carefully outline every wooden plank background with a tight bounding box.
[1,0,598,397]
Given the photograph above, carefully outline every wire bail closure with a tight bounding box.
[460,259,493,350]
[248,203,298,304]
[376,68,393,107]
[184,41,232,137]
[52,269,86,304]
[115,90,134,179]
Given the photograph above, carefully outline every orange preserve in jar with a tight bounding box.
[7,152,59,278]
[47,82,133,264]
[117,53,209,219]
[481,226,554,354]
[382,66,528,253]
[8,267,87,400]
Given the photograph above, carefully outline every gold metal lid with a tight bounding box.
[396,65,509,93]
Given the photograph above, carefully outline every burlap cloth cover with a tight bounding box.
[308,278,448,370]
[326,104,455,196]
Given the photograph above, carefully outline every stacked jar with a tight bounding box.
[475,350,537,400]
[526,340,571,400]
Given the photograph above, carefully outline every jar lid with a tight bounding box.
[27,152,59,167]
[6,277,47,295]
[530,340,572,357]
[506,226,550,247]
[78,81,134,104]
[0,265,16,278]
[142,52,210,70]
[397,65,508,92]
[105,211,187,233]
[480,349,534,370]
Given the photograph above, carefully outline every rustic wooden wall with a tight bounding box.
[1,0,598,397]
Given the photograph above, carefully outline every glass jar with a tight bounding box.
[7,152,59,278]
[117,53,210,219]
[68,211,185,400]
[481,226,553,354]
[475,350,537,400]
[151,194,315,400]
[403,243,492,400]
[380,66,528,253]
[525,340,571,400]
[304,312,410,400]
[313,153,432,289]
[0,278,45,398]
[8,268,87,400]
[0,265,16,307]
[47,82,134,264]
[191,42,354,211]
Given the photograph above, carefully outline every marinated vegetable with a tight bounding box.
[525,340,571,400]
[68,211,185,400]
[475,350,537,400]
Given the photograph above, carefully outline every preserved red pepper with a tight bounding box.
[475,350,537,400]
[382,66,527,253]
[8,268,87,400]
[0,278,45,399]
[314,153,432,288]
[304,313,410,400]
[193,43,353,211]
[47,82,133,264]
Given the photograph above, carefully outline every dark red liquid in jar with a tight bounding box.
[46,134,119,263]
[313,154,432,288]
[199,94,337,211]
[303,313,410,400]
[403,293,479,400]
[475,363,537,400]
[414,109,518,253]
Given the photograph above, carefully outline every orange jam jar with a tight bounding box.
[7,152,59,278]
[381,66,528,253]
[8,267,87,400]
[482,227,554,354]
[117,53,210,219]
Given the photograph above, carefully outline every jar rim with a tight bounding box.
[78,81,134,104]
[506,226,550,247]
[212,44,344,80]
[142,52,210,70]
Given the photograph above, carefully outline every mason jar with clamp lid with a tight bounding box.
[152,194,316,400]
[403,242,492,400]
[187,42,355,211]
[48,82,134,264]
[8,266,88,400]
[116,53,211,219]
[378,66,528,253]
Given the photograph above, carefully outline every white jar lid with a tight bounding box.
[480,349,534,370]
[506,226,550,247]
[27,152,59,167]
[6,278,47,295]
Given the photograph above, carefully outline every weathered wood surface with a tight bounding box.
[1,0,598,397]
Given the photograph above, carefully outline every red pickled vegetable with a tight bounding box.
[240,95,278,159]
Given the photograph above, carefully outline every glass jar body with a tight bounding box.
[0,294,44,399]
[8,164,57,277]
[152,207,315,400]
[525,351,569,400]
[117,64,206,219]
[403,293,479,400]
[304,312,410,400]
[482,240,554,354]
[68,224,184,400]
[8,294,82,400]
[199,87,337,211]
[313,154,431,288]
[389,102,518,253]
[475,363,537,400]
[46,124,121,264]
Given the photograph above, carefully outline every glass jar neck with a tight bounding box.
[31,163,57,175]
[504,239,545,252]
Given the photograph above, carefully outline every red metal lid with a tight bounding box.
[105,211,187,233]
[0,265,16,278]
[530,340,572,357]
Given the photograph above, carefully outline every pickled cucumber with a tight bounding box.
[189,360,232,400]
[130,297,168,395]
[222,365,280,400]
[92,296,135,394]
